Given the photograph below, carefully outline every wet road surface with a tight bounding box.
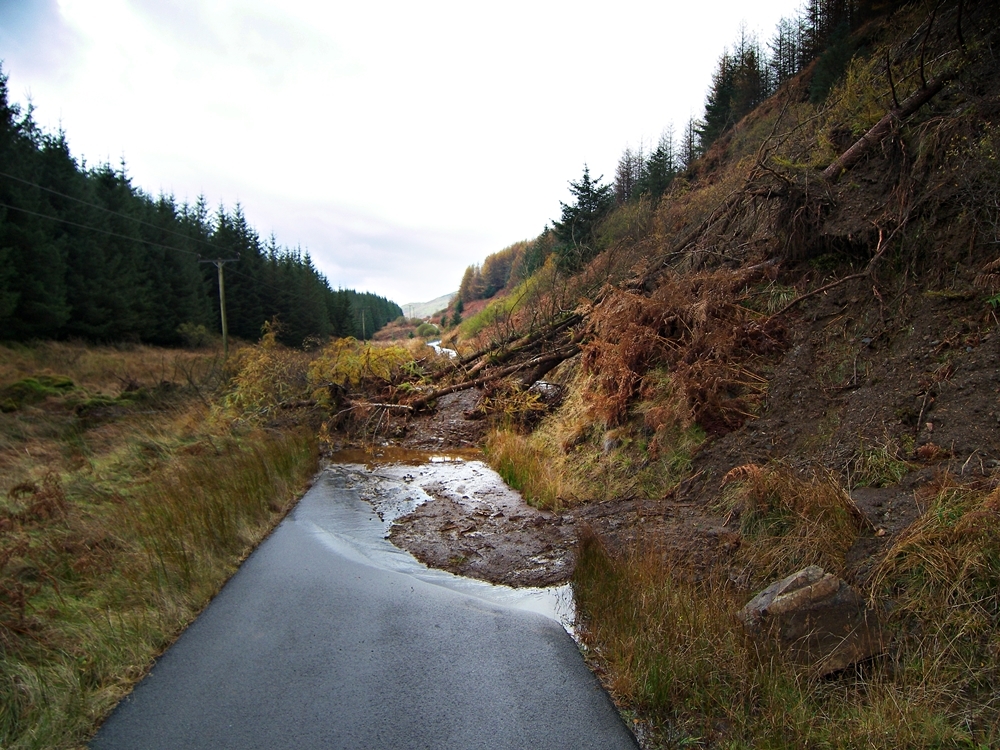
[91,464,637,749]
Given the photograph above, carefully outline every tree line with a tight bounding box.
[551,0,909,272]
[0,69,400,348]
[697,0,907,156]
[452,0,909,305]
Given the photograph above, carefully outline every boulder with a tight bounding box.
[739,566,884,675]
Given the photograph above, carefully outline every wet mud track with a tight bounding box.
[91,464,637,750]
[337,448,577,587]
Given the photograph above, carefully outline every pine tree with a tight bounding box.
[636,126,677,200]
[680,118,702,168]
[0,78,70,338]
[614,146,644,205]
[0,64,401,346]
[553,165,613,271]
[698,27,771,151]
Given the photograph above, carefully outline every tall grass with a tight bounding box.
[0,339,319,749]
[132,431,316,588]
[574,528,991,748]
[485,429,565,510]
[720,462,865,585]
[483,368,707,510]
[575,464,1000,748]
[0,429,317,749]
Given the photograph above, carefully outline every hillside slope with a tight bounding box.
[378,1,1000,745]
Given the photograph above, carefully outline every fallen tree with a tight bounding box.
[405,339,582,412]
[822,70,957,182]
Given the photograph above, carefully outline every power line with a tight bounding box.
[0,200,201,257]
[0,177,334,304]
[0,168,221,253]
[0,190,382,338]
[0,198,347,315]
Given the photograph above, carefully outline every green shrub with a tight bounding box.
[177,322,210,348]
[0,375,75,412]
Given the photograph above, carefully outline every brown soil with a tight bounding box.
[382,387,739,588]
[396,389,489,449]
[679,282,1000,586]
[378,278,999,594]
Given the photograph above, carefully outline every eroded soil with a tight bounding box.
[342,284,1000,594]
[343,391,738,588]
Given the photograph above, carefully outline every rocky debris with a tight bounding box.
[527,380,566,408]
[739,566,884,676]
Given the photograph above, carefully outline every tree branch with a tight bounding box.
[822,70,956,182]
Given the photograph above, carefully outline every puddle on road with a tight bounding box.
[297,450,576,634]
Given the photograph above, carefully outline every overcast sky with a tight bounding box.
[0,0,796,305]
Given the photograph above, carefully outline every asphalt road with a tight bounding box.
[91,469,638,750]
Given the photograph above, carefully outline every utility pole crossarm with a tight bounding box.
[200,256,240,359]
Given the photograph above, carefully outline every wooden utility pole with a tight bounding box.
[200,256,239,359]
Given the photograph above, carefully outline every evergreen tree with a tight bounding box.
[553,165,614,271]
[0,84,70,339]
[636,126,677,200]
[698,27,771,151]
[458,264,482,304]
[0,64,401,347]
[768,16,806,85]
[210,204,265,341]
[680,117,702,168]
[327,288,354,338]
[614,146,644,205]
[347,291,402,339]
[509,228,555,282]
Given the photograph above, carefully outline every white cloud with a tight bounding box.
[3,0,797,304]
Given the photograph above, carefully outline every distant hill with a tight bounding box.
[401,293,455,320]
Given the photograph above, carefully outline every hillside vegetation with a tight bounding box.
[387,0,1000,745]
[3,0,1000,747]
[0,315,451,748]
[0,338,321,748]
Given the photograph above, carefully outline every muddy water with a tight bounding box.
[310,449,576,633]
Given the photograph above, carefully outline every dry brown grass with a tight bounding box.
[483,367,707,508]
[873,479,1000,685]
[582,267,785,435]
[572,465,1000,747]
[0,340,319,749]
[721,461,867,585]
[0,339,227,396]
[0,342,228,499]
[574,524,995,748]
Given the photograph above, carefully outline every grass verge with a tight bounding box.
[574,470,1000,748]
[0,341,319,749]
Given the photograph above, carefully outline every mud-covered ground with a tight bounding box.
[679,287,1000,585]
[333,285,1000,593]
[333,390,738,588]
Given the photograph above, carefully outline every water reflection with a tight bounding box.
[298,452,576,635]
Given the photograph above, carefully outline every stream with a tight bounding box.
[427,339,458,358]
